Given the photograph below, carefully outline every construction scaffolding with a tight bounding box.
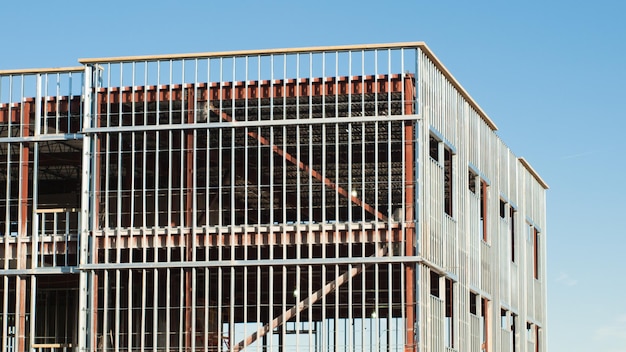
[0,43,548,352]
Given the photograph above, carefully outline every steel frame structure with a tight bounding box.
[0,42,548,352]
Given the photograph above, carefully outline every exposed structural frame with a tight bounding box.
[0,42,548,352]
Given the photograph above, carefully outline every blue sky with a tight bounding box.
[2,0,626,351]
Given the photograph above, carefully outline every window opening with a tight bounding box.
[534,228,540,279]
[499,199,506,219]
[535,326,541,352]
[468,168,477,193]
[445,278,454,348]
[480,180,488,242]
[444,146,453,217]
[469,292,478,315]
[430,271,440,297]
[510,207,516,262]
[500,309,507,329]
[481,298,489,352]
[429,134,439,161]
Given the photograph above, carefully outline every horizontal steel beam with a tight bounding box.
[0,133,83,143]
[83,114,420,134]
[0,66,84,75]
[78,42,427,63]
[0,266,79,276]
[78,255,424,270]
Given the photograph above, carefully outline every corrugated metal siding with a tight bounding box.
[429,295,444,352]
[469,314,481,352]
[500,329,512,352]
[417,46,547,352]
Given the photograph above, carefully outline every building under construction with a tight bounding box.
[0,42,547,351]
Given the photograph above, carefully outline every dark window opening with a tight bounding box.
[445,279,454,348]
[444,146,453,217]
[469,292,478,315]
[510,208,516,262]
[499,199,506,218]
[534,228,540,279]
[429,135,439,161]
[430,271,440,297]
[468,169,477,193]
[480,180,488,242]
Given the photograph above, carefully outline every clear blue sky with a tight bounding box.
[2,1,625,351]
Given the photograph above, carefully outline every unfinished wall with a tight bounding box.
[0,43,547,352]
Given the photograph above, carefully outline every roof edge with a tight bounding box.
[2,42,500,134]
[78,42,428,64]
[416,43,498,131]
[0,66,84,75]
[518,157,549,190]
[77,42,499,131]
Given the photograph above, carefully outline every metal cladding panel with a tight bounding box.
[416,46,547,352]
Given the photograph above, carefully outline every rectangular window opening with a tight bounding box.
[469,292,478,315]
[499,199,506,219]
[429,134,439,162]
[430,271,440,297]
[468,168,477,193]
[510,207,516,262]
[535,326,541,352]
[534,228,540,279]
[480,180,488,242]
[511,313,518,351]
[444,146,453,217]
[500,308,507,330]
[481,298,490,352]
[445,278,454,348]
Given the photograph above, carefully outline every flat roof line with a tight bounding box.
[78,41,497,131]
[78,42,428,63]
[2,42,499,134]
[0,66,84,75]
[416,43,498,131]
[519,157,549,189]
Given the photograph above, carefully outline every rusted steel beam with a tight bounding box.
[96,74,407,106]
[0,97,81,125]
[94,225,403,250]
[17,93,31,352]
[18,100,32,236]
[403,76,416,352]
[3,74,410,127]
[17,277,26,352]
[0,103,21,123]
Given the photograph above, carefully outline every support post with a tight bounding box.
[404,74,416,352]
[91,86,104,350]
[16,99,32,352]
[184,88,195,351]
[78,65,94,352]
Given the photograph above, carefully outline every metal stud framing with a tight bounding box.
[0,43,547,352]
